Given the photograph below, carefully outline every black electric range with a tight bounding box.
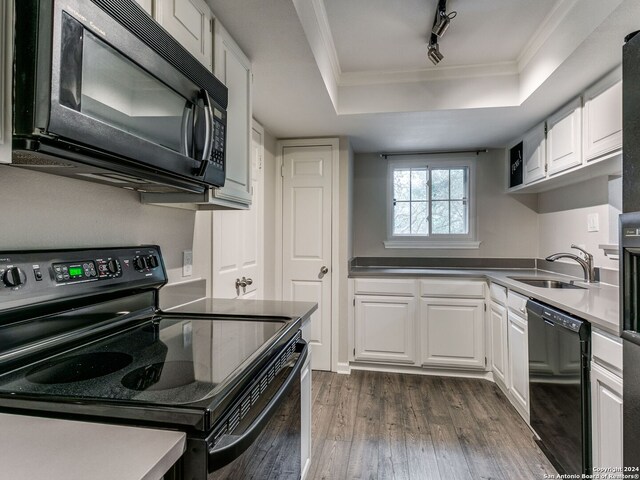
[0,246,306,479]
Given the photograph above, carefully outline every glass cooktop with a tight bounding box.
[0,316,286,406]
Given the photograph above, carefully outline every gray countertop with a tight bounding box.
[350,267,620,335]
[0,413,185,480]
[167,298,318,325]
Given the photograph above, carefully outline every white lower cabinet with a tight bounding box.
[300,349,312,480]
[490,301,508,387]
[354,295,416,364]
[420,298,485,369]
[591,363,623,472]
[507,310,529,419]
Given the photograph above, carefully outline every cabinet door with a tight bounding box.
[490,301,508,387]
[300,351,312,480]
[0,0,11,162]
[133,0,154,15]
[591,363,623,474]
[507,311,529,419]
[583,76,622,162]
[156,0,213,70]
[355,296,416,364]
[213,22,252,206]
[420,298,485,369]
[547,98,582,176]
[522,123,546,184]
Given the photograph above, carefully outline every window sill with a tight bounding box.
[383,240,482,250]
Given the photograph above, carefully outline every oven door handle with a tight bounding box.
[207,340,308,472]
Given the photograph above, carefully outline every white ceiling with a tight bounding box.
[205,0,640,153]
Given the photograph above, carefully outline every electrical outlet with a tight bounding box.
[587,213,600,232]
[182,250,193,277]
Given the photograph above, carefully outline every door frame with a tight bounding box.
[275,138,340,372]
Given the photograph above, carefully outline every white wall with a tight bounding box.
[352,149,539,258]
[0,165,202,285]
[537,175,621,270]
[262,129,278,300]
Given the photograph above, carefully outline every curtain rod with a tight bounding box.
[380,149,488,159]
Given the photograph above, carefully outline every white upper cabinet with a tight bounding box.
[155,0,213,71]
[522,123,546,184]
[133,0,154,15]
[583,72,622,162]
[212,22,252,206]
[546,97,583,176]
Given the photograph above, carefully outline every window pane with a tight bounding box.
[394,201,411,235]
[450,200,468,234]
[431,169,450,200]
[394,170,410,201]
[410,169,428,201]
[411,201,428,234]
[431,201,450,234]
[450,168,467,200]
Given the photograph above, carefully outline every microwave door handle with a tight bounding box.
[180,101,193,157]
[196,89,214,177]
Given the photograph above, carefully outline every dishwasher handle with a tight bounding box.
[207,340,308,472]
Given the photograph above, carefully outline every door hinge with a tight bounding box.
[544,122,548,136]
[280,162,284,178]
[353,298,355,306]
[485,357,488,367]
[353,348,356,356]
[484,303,487,311]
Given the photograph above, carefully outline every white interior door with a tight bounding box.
[282,144,333,371]
[211,124,264,299]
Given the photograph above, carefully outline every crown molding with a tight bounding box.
[310,0,342,83]
[517,0,580,71]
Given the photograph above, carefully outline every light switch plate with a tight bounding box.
[183,250,193,277]
[587,213,599,232]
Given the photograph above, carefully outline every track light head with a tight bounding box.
[431,11,450,37]
[427,42,443,65]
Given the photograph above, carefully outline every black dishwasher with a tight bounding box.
[527,299,591,476]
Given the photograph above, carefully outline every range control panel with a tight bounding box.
[0,247,166,311]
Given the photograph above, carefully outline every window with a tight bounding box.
[385,157,479,249]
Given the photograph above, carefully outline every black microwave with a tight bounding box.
[11,0,228,193]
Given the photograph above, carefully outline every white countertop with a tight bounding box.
[0,413,186,480]
[350,267,620,335]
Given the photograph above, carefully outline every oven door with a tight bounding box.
[45,0,223,186]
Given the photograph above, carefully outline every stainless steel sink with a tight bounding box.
[508,277,586,289]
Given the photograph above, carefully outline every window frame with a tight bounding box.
[384,155,480,249]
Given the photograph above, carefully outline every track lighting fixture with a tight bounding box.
[427,35,443,65]
[427,0,456,66]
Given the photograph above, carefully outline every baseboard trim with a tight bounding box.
[336,362,351,374]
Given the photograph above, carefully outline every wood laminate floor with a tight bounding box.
[308,370,558,480]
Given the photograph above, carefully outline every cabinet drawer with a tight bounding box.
[507,291,529,316]
[419,279,485,298]
[354,278,415,296]
[592,329,623,377]
[490,283,507,305]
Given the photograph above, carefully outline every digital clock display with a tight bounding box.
[68,266,83,277]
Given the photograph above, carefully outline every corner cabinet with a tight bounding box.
[507,309,529,419]
[490,300,508,387]
[546,97,583,176]
[212,22,253,207]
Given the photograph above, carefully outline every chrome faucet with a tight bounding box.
[545,244,596,283]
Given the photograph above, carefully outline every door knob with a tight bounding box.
[244,277,253,286]
[320,266,329,275]
[235,278,246,290]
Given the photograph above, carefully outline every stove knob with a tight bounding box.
[133,256,147,271]
[146,255,158,269]
[107,259,119,274]
[3,267,26,287]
